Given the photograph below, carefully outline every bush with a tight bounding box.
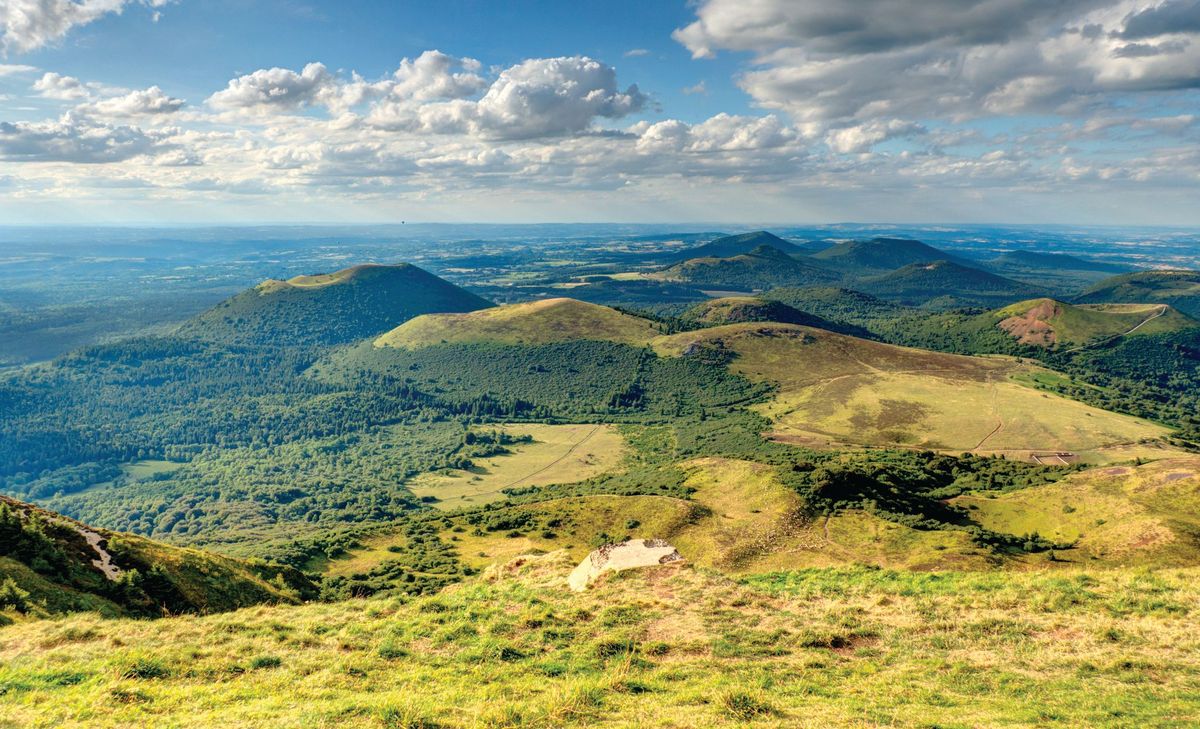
[0,577,31,613]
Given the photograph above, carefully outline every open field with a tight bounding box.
[3,553,1199,728]
[407,424,627,510]
[653,323,1176,462]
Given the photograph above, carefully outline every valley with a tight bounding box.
[3,227,1200,727]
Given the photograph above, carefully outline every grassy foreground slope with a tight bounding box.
[0,496,313,620]
[652,323,1173,461]
[2,554,1197,727]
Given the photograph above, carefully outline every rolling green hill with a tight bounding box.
[177,263,494,346]
[681,296,836,328]
[664,230,806,261]
[954,457,1200,566]
[761,286,910,330]
[989,298,1197,348]
[812,237,973,275]
[856,260,1042,308]
[0,496,313,620]
[1076,270,1200,317]
[374,297,663,349]
[653,245,840,291]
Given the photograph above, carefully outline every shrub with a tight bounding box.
[0,577,30,613]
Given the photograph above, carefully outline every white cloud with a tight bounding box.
[0,113,178,162]
[0,0,172,56]
[682,80,707,95]
[367,55,647,140]
[0,63,37,75]
[826,120,926,153]
[82,85,184,116]
[623,48,650,58]
[390,50,485,101]
[207,62,333,112]
[33,71,88,99]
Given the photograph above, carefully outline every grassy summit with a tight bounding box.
[373,298,662,348]
[664,230,807,261]
[856,259,1042,308]
[812,237,974,275]
[179,263,493,346]
[654,245,839,291]
[990,298,1196,348]
[682,296,835,328]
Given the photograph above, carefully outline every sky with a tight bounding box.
[0,0,1199,225]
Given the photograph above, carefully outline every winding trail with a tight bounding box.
[1063,305,1168,354]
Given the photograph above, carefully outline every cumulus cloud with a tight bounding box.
[0,0,172,56]
[0,114,177,162]
[471,56,646,139]
[390,50,485,101]
[82,85,184,116]
[207,62,333,112]
[33,71,88,99]
[368,55,646,139]
[826,120,925,153]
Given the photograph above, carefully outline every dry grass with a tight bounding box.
[653,322,1176,463]
[429,458,993,576]
[956,456,1200,566]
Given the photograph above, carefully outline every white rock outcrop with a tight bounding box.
[567,538,683,591]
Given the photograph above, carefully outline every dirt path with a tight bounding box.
[500,424,604,491]
[971,376,1004,451]
[1064,305,1168,354]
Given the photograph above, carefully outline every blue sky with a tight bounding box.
[1,0,1199,225]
